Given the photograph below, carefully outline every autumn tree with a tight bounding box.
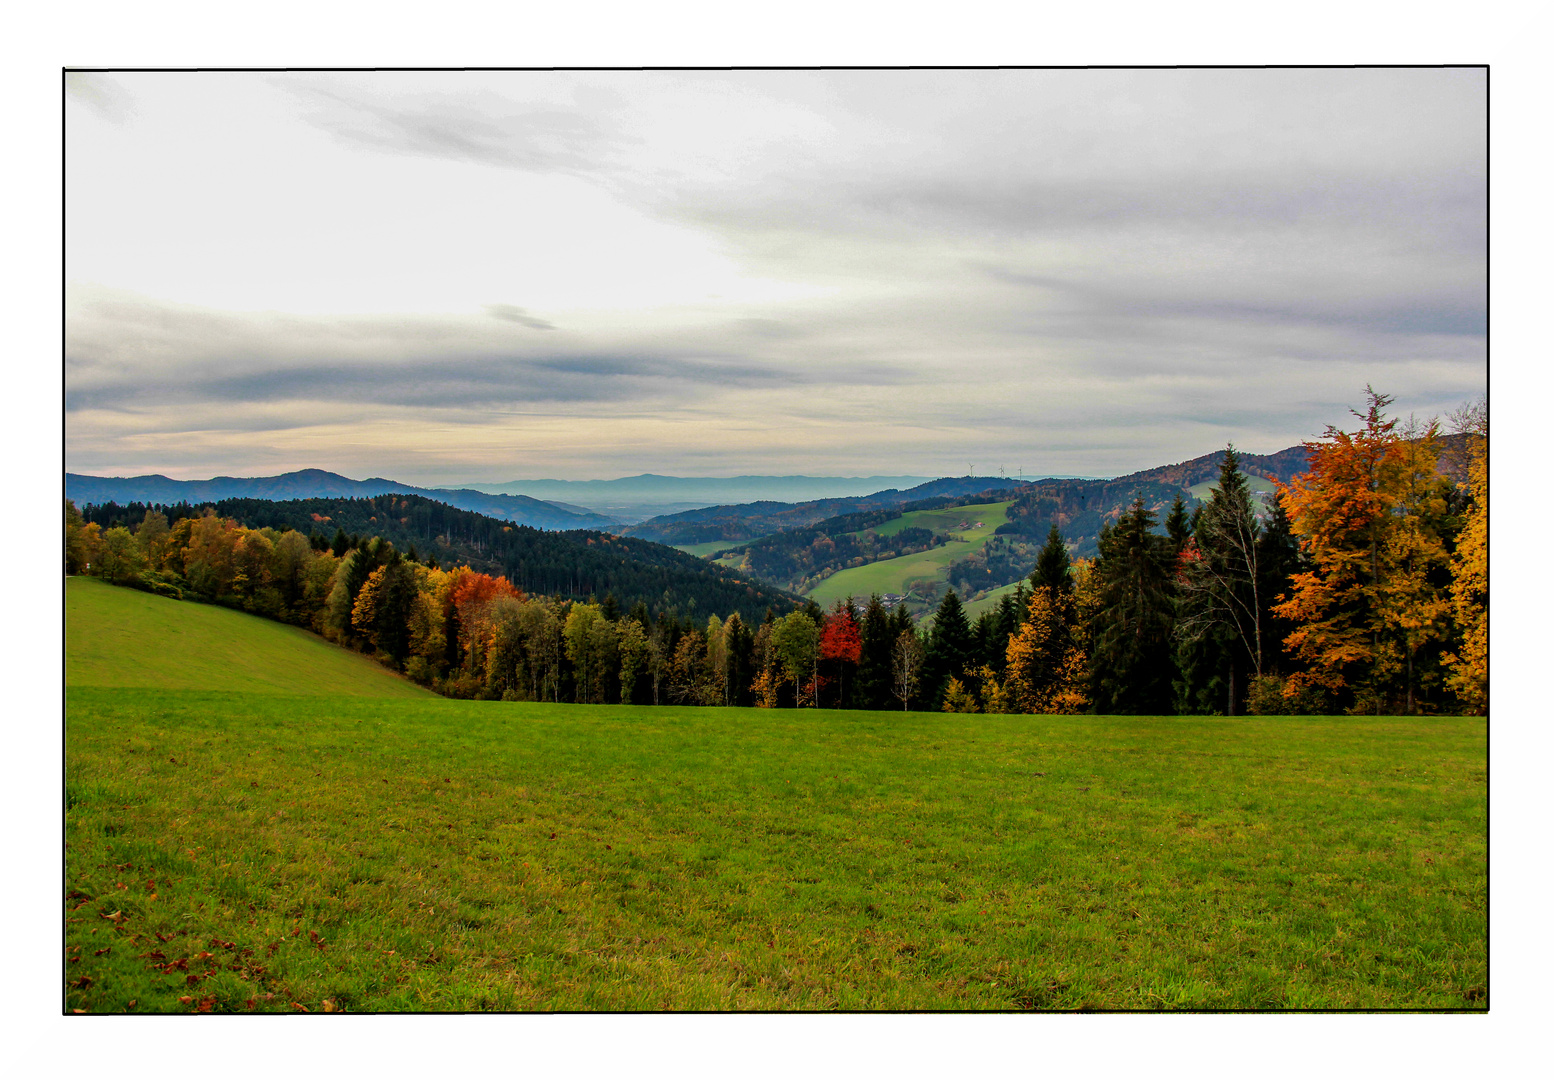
[1005,526,1081,712]
[1442,403,1487,713]
[65,501,96,574]
[1275,388,1455,714]
[1006,584,1088,714]
[819,600,863,709]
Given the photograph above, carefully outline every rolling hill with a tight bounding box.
[621,476,1032,547]
[66,575,431,698]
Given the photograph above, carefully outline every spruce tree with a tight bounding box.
[924,590,975,709]
[1165,494,1192,554]
[1090,498,1177,714]
[1176,446,1262,714]
[1031,524,1073,594]
[856,594,895,710]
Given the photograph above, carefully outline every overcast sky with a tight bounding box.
[64,68,1486,484]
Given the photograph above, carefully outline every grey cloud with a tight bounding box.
[485,304,556,330]
[285,81,628,174]
[63,347,851,414]
[985,266,1486,341]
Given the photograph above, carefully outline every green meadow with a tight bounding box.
[65,579,1487,1012]
[674,537,769,559]
[962,580,1027,623]
[806,501,1012,608]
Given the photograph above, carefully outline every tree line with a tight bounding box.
[65,389,1486,715]
[71,491,802,626]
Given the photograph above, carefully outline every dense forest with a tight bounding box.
[65,390,1487,716]
[73,492,801,624]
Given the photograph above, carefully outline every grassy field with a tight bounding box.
[962,580,1026,623]
[66,576,431,699]
[64,581,1486,1012]
[674,537,770,559]
[806,501,1012,609]
[1189,473,1278,504]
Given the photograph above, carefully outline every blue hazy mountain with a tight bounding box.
[64,469,622,532]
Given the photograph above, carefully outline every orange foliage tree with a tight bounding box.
[1274,388,1455,713]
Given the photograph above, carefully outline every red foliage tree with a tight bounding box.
[819,602,863,708]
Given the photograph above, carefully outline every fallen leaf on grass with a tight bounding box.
[292,1001,309,1013]
[94,947,111,957]
[178,996,192,1005]
[70,976,92,989]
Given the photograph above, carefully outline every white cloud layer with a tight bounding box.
[65,69,1486,483]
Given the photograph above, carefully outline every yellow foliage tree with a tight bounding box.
[1443,436,1487,713]
[941,676,980,712]
[1006,582,1089,714]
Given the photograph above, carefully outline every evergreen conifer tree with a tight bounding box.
[1031,524,1073,594]
[856,594,895,710]
[1090,498,1178,714]
[1165,494,1192,554]
[924,590,975,709]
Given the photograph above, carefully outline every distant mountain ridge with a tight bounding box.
[460,472,941,513]
[65,469,621,532]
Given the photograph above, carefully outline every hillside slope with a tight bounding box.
[622,477,1030,546]
[65,576,431,698]
[75,493,806,624]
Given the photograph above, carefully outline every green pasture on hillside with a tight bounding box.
[962,580,1027,623]
[806,501,1012,609]
[675,537,770,559]
[64,579,1488,1012]
[65,576,431,699]
[1188,473,1277,504]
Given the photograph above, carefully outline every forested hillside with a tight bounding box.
[74,493,802,624]
[621,477,1030,546]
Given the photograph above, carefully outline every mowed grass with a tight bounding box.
[806,501,1012,608]
[66,576,431,699]
[65,580,1487,1012]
